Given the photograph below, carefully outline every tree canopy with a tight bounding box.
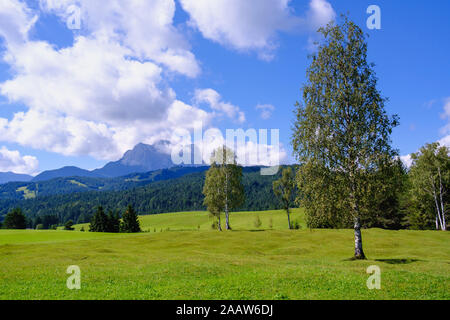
[292,16,399,259]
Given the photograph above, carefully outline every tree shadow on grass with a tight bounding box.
[231,229,267,232]
[375,258,422,265]
[342,258,423,264]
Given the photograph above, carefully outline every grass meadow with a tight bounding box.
[1,209,449,300]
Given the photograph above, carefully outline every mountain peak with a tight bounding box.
[92,141,174,177]
[20,141,177,183]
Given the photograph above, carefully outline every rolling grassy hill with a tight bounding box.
[1,209,449,300]
[69,209,306,232]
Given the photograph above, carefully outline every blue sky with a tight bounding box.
[0,0,449,174]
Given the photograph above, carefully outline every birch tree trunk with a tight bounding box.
[218,213,222,231]
[225,201,230,230]
[224,167,231,230]
[438,168,446,231]
[286,207,292,229]
[354,216,366,259]
[431,174,446,231]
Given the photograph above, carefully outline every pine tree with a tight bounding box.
[89,206,108,232]
[106,209,121,233]
[120,205,141,233]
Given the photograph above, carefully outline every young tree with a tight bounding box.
[120,205,141,233]
[89,206,108,232]
[273,167,296,229]
[203,146,245,230]
[3,208,27,229]
[203,163,225,231]
[408,143,449,231]
[292,16,399,259]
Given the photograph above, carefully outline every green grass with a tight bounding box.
[69,180,88,188]
[16,186,36,199]
[69,209,306,232]
[1,209,449,300]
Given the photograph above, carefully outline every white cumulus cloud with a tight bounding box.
[194,89,246,124]
[0,0,216,160]
[179,0,335,59]
[39,0,200,77]
[0,146,38,174]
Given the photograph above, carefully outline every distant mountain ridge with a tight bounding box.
[0,166,210,201]
[32,166,102,182]
[30,141,176,182]
[0,172,33,184]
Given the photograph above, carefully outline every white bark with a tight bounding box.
[354,216,365,259]
[431,175,444,230]
[287,207,291,229]
[438,168,446,231]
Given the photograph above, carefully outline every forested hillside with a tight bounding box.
[0,166,210,200]
[0,167,283,227]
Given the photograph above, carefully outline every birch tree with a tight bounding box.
[273,167,296,229]
[292,16,399,259]
[203,163,225,231]
[409,143,449,231]
[203,146,245,230]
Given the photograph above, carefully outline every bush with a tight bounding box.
[3,208,26,229]
[64,220,75,231]
[35,224,44,230]
[254,215,262,229]
[291,220,301,230]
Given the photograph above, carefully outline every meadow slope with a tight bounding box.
[1,209,449,300]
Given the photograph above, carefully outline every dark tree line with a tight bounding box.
[89,205,140,233]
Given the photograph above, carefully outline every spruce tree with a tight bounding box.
[106,209,121,233]
[89,206,108,232]
[120,205,141,233]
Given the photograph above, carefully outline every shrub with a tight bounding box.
[291,220,301,230]
[4,208,26,229]
[64,220,75,231]
[254,215,262,229]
